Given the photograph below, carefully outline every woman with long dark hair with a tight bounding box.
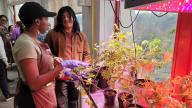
[45,6,91,108]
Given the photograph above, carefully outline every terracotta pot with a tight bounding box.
[104,89,117,106]
[118,92,133,108]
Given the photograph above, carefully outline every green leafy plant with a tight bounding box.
[72,28,172,90]
[91,30,171,88]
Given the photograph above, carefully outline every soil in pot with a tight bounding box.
[134,79,153,87]
[104,89,117,106]
[127,104,143,108]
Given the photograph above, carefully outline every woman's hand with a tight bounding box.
[54,57,63,63]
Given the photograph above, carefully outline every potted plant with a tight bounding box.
[104,89,117,106]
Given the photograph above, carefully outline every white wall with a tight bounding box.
[82,0,133,45]
[103,0,114,42]
[0,0,5,14]
[0,0,14,25]
[47,0,82,13]
[82,6,92,44]
[82,0,114,47]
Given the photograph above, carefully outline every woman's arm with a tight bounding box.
[20,58,63,91]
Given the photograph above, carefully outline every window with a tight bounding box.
[134,11,177,81]
[76,13,83,31]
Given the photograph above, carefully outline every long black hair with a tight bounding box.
[54,6,80,33]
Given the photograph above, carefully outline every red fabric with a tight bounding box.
[171,13,192,78]
[58,76,71,81]
[170,13,192,103]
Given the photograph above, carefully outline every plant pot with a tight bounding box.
[127,104,143,108]
[118,92,133,108]
[133,79,154,107]
[104,89,117,106]
[134,79,153,87]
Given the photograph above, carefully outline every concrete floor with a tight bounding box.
[0,65,18,108]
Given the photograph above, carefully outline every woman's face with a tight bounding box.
[62,12,74,30]
[0,16,8,26]
[38,17,49,34]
